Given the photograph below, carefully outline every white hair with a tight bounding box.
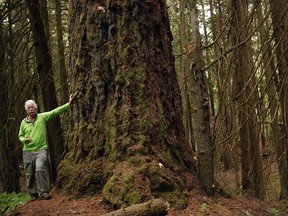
[25,100,38,111]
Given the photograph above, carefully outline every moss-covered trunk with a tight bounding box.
[56,0,194,208]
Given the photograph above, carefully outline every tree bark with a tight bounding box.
[269,0,288,199]
[26,0,65,183]
[231,0,265,199]
[39,0,50,44]
[57,0,194,209]
[178,0,195,152]
[255,0,288,199]
[54,0,69,103]
[209,0,234,171]
[102,199,169,216]
[188,1,214,195]
[0,9,20,193]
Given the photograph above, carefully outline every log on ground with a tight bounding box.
[102,198,169,216]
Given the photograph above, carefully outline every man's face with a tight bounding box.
[26,104,37,117]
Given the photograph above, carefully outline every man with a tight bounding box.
[18,95,73,201]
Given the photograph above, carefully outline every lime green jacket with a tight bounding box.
[18,103,70,151]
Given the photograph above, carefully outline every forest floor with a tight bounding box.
[7,187,286,216]
[5,168,288,216]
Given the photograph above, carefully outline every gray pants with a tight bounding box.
[23,149,50,196]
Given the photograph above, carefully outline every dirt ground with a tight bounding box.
[2,159,287,215]
[7,189,276,216]
[6,172,287,216]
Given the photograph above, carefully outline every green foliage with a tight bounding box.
[269,208,282,216]
[199,203,207,216]
[0,192,30,214]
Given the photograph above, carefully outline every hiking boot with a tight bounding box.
[29,193,38,202]
[40,193,51,200]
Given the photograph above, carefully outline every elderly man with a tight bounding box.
[18,95,73,201]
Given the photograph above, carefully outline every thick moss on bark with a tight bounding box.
[56,159,109,197]
[57,156,189,208]
[57,0,195,209]
[102,159,187,209]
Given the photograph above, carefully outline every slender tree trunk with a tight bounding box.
[39,0,50,44]
[188,1,214,195]
[201,1,215,119]
[255,0,288,199]
[269,0,288,199]
[0,10,20,192]
[54,0,69,103]
[179,0,195,151]
[209,0,233,171]
[231,0,265,199]
[57,0,194,208]
[26,0,65,183]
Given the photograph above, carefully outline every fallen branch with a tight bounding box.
[102,198,169,216]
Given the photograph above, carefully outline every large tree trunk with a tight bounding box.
[26,0,66,183]
[56,0,194,209]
